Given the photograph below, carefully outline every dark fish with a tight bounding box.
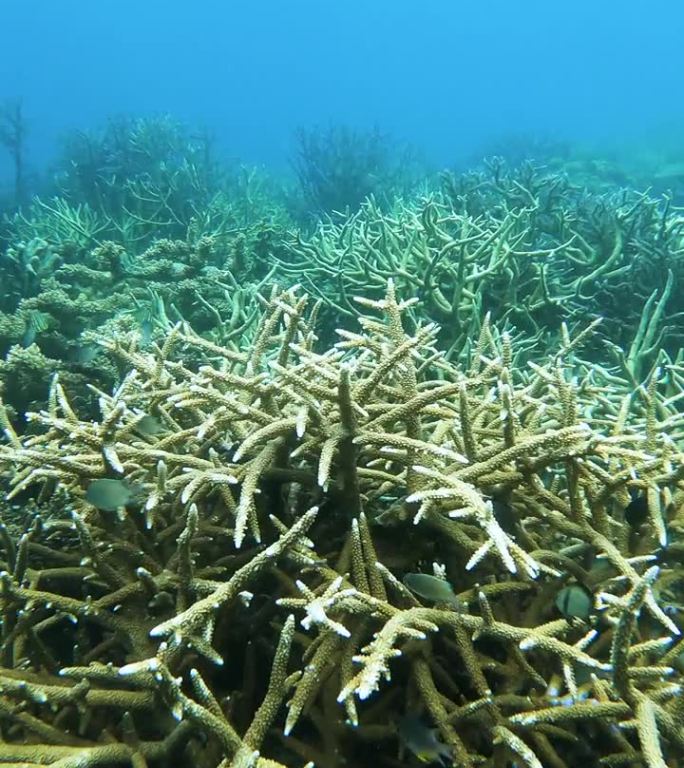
[654,161,684,180]
[624,491,648,527]
[398,714,452,765]
[492,497,517,534]
[21,326,37,348]
[85,479,133,511]
[555,584,593,620]
[374,497,410,526]
[21,310,49,348]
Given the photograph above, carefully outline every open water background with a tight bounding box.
[2,0,683,187]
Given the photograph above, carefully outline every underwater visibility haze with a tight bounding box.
[1,1,684,766]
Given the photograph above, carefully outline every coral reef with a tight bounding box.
[0,284,683,767]
[3,150,683,420]
[281,162,684,379]
[0,117,297,416]
[292,124,419,215]
[51,115,222,246]
[0,224,289,415]
[2,115,684,766]
[0,99,28,206]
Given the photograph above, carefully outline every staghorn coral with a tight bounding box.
[0,116,293,415]
[0,114,291,253]
[50,115,222,247]
[0,223,289,417]
[4,155,684,425]
[0,284,682,767]
[282,162,684,376]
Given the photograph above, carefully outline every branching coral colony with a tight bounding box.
[0,282,683,767]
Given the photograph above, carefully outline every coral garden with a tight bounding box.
[0,117,683,767]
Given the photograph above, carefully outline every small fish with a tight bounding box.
[403,573,462,609]
[654,161,684,180]
[624,490,648,527]
[398,714,453,765]
[147,591,175,614]
[134,414,166,437]
[585,556,616,588]
[85,479,133,512]
[555,584,593,620]
[491,497,517,534]
[68,344,99,364]
[21,325,37,348]
[546,673,593,706]
[21,310,50,348]
[374,498,410,526]
[140,318,153,346]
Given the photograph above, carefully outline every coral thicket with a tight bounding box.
[0,122,683,767]
[0,280,682,767]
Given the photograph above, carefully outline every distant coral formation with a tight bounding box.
[2,159,683,423]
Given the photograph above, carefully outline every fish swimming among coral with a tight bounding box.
[20,309,49,348]
[85,478,134,512]
[1,13,684,761]
[402,572,463,609]
[555,583,593,620]
[397,714,453,765]
[624,489,649,527]
[67,343,100,364]
[133,413,166,437]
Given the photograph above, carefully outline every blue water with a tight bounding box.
[2,0,683,188]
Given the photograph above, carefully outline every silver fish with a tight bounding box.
[134,414,166,437]
[85,479,133,512]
